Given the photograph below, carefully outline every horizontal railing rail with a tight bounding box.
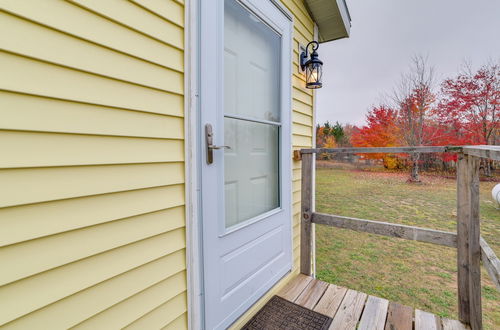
[311,212,457,248]
[299,145,500,330]
[294,145,500,161]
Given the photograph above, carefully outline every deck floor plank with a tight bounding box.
[358,295,389,330]
[313,284,347,318]
[294,278,329,309]
[277,274,312,302]
[384,302,413,330]
[415,309,442,330]
[442,317,470,330]
[329,289,367,330]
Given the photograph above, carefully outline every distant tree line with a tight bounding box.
[316,57,499,181]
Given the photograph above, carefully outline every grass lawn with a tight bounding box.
[315,168,500,329]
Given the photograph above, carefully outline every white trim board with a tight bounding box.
[185,0,204,329]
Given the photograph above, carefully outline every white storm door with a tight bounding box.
[200,0,293,329]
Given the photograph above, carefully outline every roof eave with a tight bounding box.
[305,0,351,43]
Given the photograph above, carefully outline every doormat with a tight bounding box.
[240,295,333,330]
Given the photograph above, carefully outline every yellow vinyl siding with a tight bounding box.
[0,0,186,329]
[130,0,185,27]
[230,0,315,328]
[0,0,183,70]
[0,92,184,138]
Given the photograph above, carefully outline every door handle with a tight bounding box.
[205,124,231,164]
[209,145,231,150]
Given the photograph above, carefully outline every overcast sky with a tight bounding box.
[316,0,500,127]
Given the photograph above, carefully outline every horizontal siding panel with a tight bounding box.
[293,202,300,215]
[0,52,183,115]
[293,214,300,228]
[0,131,184,168]
[293,223,300,238]
[292,71,307,84]
[293,99,313,116]
[69,0,183,49]
[130,0,184,27]
[162,312,188,330]
[293,86,313,106]
[292,62,303,77]
[4,265,185,329]
[292,75,312,96]
[293,28,312,50]
[0,0,183,71]
[292,16,313,40]
[293,110,313,126]
[293,191,301,204]
[0,13,183,94]
[293,134,313,147]
[73,278,186,329]
[0,92,184,138]
[0,236,186,326]
[293,161,302,170]
[0,185,184,247]
[123,292,187,330]
[280,0,314,32]
[0,163,184,208]
[0,207,184,286]
[293,122,313,137]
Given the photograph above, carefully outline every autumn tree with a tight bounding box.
[392,55,435,182]
[351,105,399,159]
[316,121,337,149]
[342,123,355,148]
[434,61,499,174]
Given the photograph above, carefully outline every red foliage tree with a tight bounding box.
[351,105,399,159]
[434,62,499,173]
[435,62,499,145]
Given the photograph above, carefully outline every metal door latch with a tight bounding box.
[205,124,230,164]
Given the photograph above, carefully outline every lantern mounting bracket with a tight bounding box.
[300,41,319,71]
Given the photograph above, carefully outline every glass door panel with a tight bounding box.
[224,0,282,229]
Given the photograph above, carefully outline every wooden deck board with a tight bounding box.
[442,317,470,330]
[329,289,367,330]
[358,295,389,330]
[272,275,469,330]
[313,284,347,318]
[294,278,329,309]
[415,309,442,330]
[276,273,312,302]
[384,302,413,330]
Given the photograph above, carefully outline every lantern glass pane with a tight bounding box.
[306,62,322,88]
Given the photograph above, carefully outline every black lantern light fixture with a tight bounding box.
[300,41,323,89]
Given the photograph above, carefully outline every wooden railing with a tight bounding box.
[297,145,500,330]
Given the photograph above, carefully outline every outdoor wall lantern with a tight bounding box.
[300,41,323,89]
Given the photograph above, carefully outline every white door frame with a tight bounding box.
[184,0,204,329]
[184,1,295,329]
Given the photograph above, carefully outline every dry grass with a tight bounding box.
[315,168,500,329]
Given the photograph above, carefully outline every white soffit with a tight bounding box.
[304,0,351,43]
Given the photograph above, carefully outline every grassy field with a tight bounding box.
[314,167,500,329]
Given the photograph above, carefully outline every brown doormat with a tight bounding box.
[240,295,332,330]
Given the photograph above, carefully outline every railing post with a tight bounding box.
[468,155,482,330]
[457,153,470,324]
[457,153,482,329]
[300,152,313,276]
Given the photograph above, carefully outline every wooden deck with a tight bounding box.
[274,274,469,330]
